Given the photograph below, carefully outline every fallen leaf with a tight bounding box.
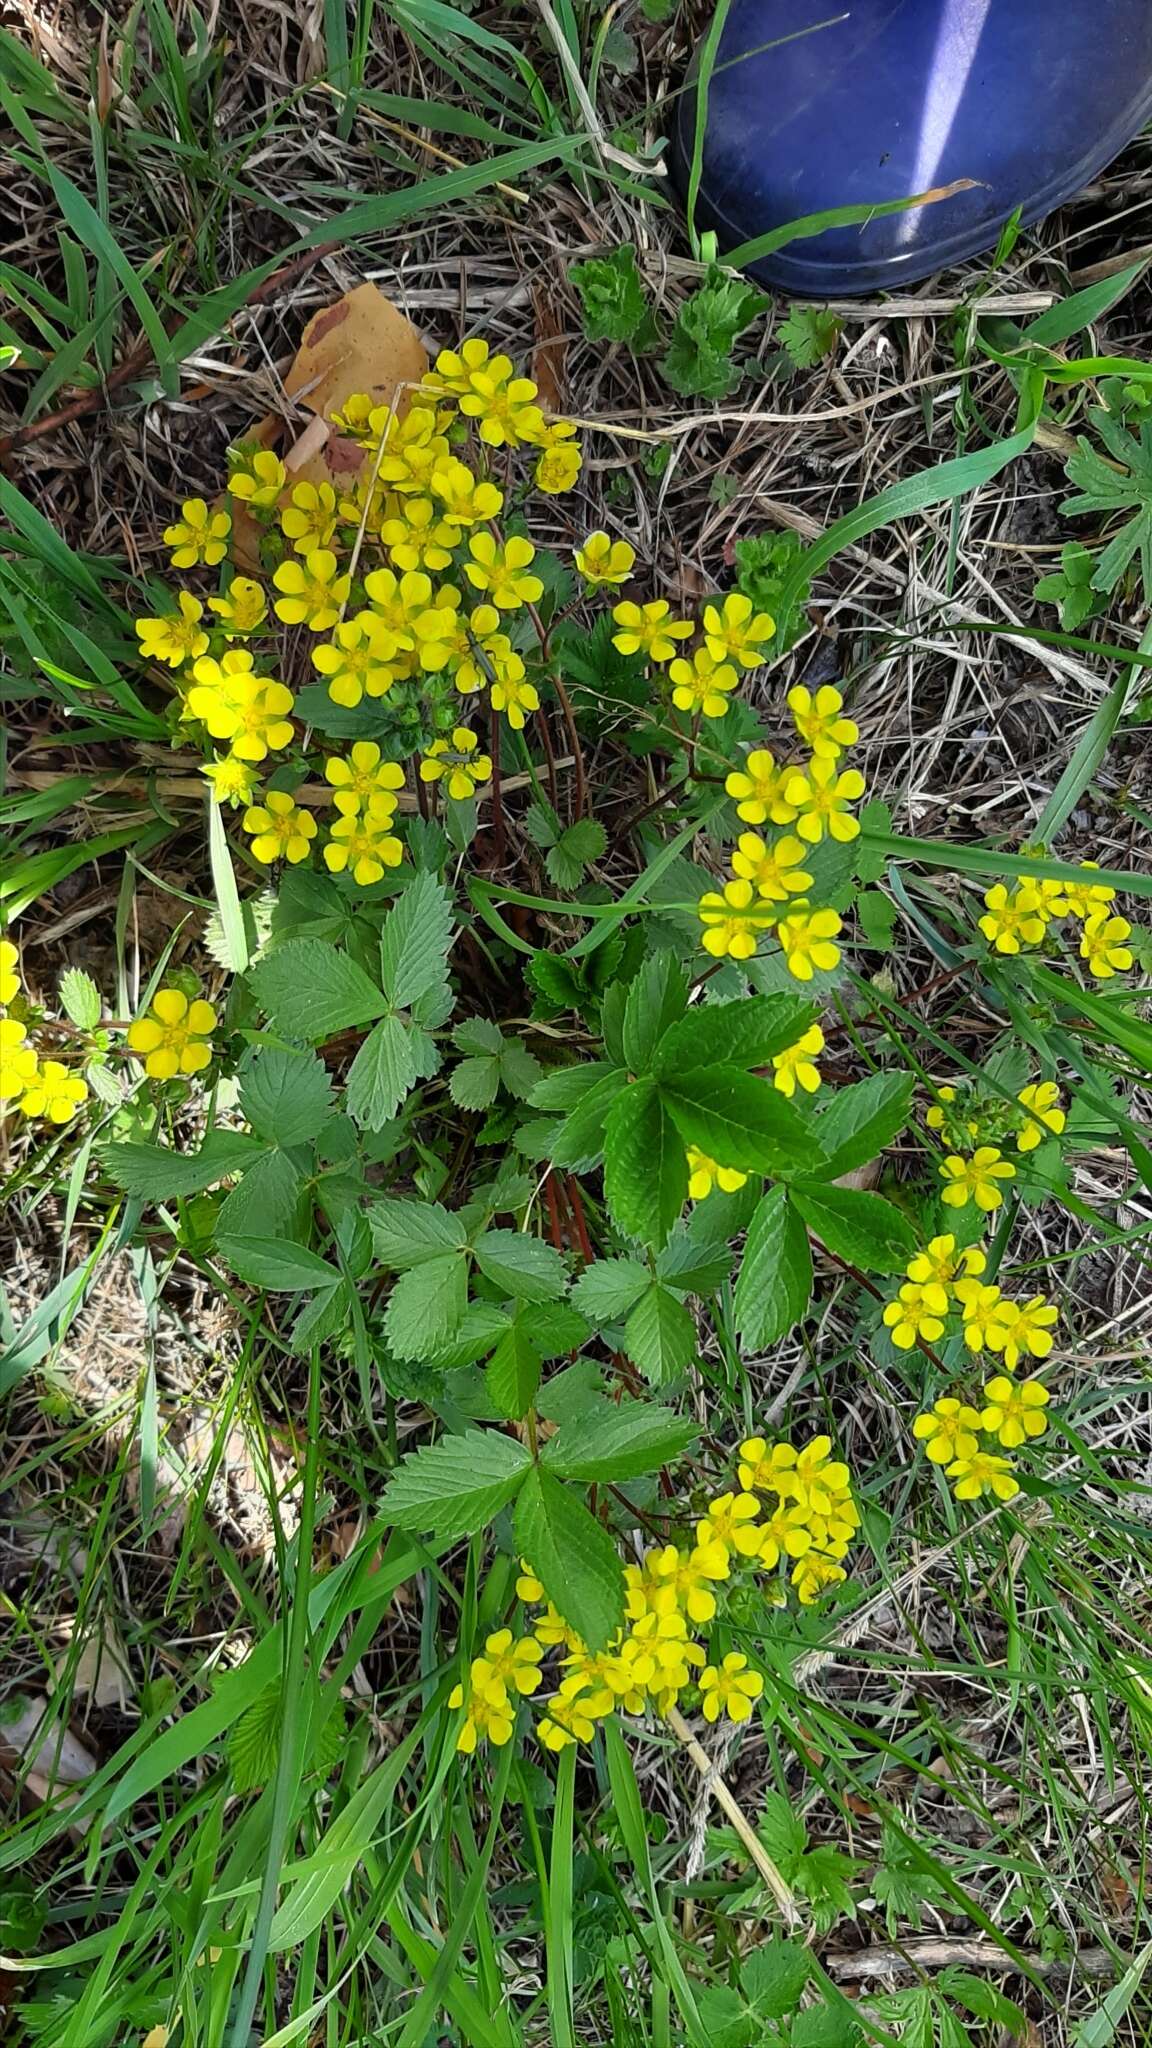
[229,282,428,571]
[54,1617,132,1712]
[0,1695,98,1786]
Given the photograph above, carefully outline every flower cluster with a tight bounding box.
[451,1434,857,1756]
[697,686,864,982]
[978,862,1139,979]
[928,1076,1068,1212]
[886,1232,1057,1501]
[0,939,89,1125]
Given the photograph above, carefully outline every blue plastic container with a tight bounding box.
[671,0,1152,296]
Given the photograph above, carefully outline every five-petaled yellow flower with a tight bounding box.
[135,592,209,667]
[280,480,339,555]
[380,496,457,573]
[1016,1081,1065,1152]
[946,1449,1019,1502]
[420,728,492,800]
[686,1147,748,1201]
[575,531,635,587]
[987,1294,1059,1370]
[208,577,267,637]
[784,759,866,844]
[884,1281,946,1349]
[243,791,317,865]
[163,498,231,568]
[324,807,403,885]
[490,671,540,730]
[324,742,405,814]
[273,549,351,631]
[787,684,858,758]
[776,905,842,981]
[611,599,693,663]
[979,883,1046,955]
[981,1374,1050,1448]
[697,880,775,960]
[312,614,398,707]
[16,1059,88,1124]
[725,749,796,827]
[227,448,287,511]
[729,832,812,902]
[772,1024,824,1097]
[939,1146,1016,1212]
[535,437,583,494]
[913,1396,982,1464]
[464,533,543,609]
[668,647,739,718]
[128,989,217,1080]
[702,591,774,668]
[1080,910,1133,979]
[699,1652,764,1724]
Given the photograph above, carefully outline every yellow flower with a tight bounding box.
[186,654,295,763]
[645,1542,731,1625]
[913,1396,982,1465]
[516,1558,544,1603]
[490,671,540,730]
[430,458,504,527]
[771,1024,824,1097]
[1049,862,1115,919]
[986,1294,1059,1372]
[464,533,543,609]
[978,883,1047,955]
[611,600,693,663]
[725,748,796,827]
[787,684,858,758]
[786,1437,851,1520]
[163,498,231,568]
[411,589,464,671]
[243,791,317,865]
[535,435,583,495]
[0,1018,39,1101]
[686,1146,748,1201]
[737,1437,804,1498]
[981,1374,1050,1448]
[729,831,813,902]
[702,591,774,669]
[324,807,404,885]
[425,338,501,398]
[955,1279,1010,1353]
[280,480,339,555]
[1016,1081,1066,1153]
[312,613,400,708]
[668,646,739,718]
[536,1678,599,1751]
[783,758,865,844]
[380,496,458,573]
[699,1652,764,1724]
[458,370,544,448]
[16,1058,88,1124]
[325,742,405,814]
[574,531,635,587]
[135,591,209,667]
[420,727,492,800]
[905,1233,984,1291]
[375,406,454,493]
[329,391,381,442]
[0,941,21,1006]
[272,548,351,631]
[883,1280,946,1348]
[127,988,217,1080]
[227,449,287,511]
[1080,910,1134,979]
[697,879,776,960]
[940,1146,1016,1212]
[202,754,260,808]
[696,1490,763,1558]
[777,905,842,981]
[756,1502,814,1568]
[469,1629,544,1704]
[791,1553,847,1604]
[208,577,267,636]
[945,1449,1019,1502]
[449,1677,515,1754]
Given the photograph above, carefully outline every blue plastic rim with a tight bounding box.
[670,0,1152,297]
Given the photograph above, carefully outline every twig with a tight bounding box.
[664,1703,800,1926]
[824,1937,1114,1983]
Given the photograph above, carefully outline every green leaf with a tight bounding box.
[660,1066,818,1176]
[486,1319,543,1420]
[383,1254,468,1359]
[473,1229,568,1303]
[449,1053,502,1109]
[624,1282,696,1385]
[217,1236,340,1292]
[742,1938,809,2019]
[622,951,689,1076]
[569,243,657,346]
[531,1060,621,1113]
[216,1148,303,1240]
[521,1300,591,1356]
[378,870,455,1009]
[238,1046,334,1148]
[570,1257,650,1323]
[382,1430,531,1539]
[227,1685,282,1794]
[550,1067,631,1170]
[790,2001,861,2048]
[514,1469,625,1652]
[546,818,608,892]
[809,1071,915,1179]
[248,939,386,1042]
[733,1186,812,1347]
[347,1014,418,1129]
[778,304,841,369]
[368,1198,468,1268]
[653,993,817,1075]
[102,1131,262,1199]
[661,263,767,400]
[602,1079,688,1248]
[791,1182,915,1274]
[543,1403,699,1481]
[58,967,101,1029]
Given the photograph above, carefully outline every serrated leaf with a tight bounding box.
[623,1282,696,1385]
[545,818,608,891]
[656,1228,735,1296]
[218,1235,340,1292]
[660,1066,817,1176]
[228,1685,281,1793]
[473,1229,568,1302]
[452,1016,503,1054]
[486,1320,542,1419]
[653,994,817,1076]
[810,1070,914,1179]
[531,1061,620,1112]
[248,939,386,1043]
[742,1938,810,2019]
[216,1148,303,1240]
[569,242,655,346]
[550,1066,630,1170]
[238,1046,334,1148]
[622,952,688,1076]
[381,1430,531,1538]
[522,1300,591,1356]
[602,1079,687,1248]
[102,1130,261,1199]
[514,1469,625,1652]
[378,870,454,1009]
[383,1254,468,1359]
[368,1197,468,1268]
[58,967,101,1029]
[346,1014,418,1129]
[450,1053,502,1110]
[791,1181,915,1273]
[778,303,841,369]
[570,1257,650,1323]
[542,1402,698,1481]
[733,1185,812,1347]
